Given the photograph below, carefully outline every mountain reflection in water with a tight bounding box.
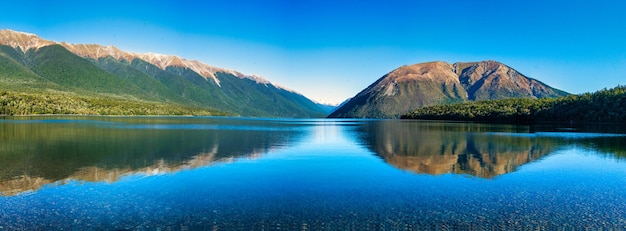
[2,117,626,229]
[2,117,626,196]
[0,117,305,196]
[357,120,626,178]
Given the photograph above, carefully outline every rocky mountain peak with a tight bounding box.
[136,53,184,70]
[0,29,54,52]
[329,60,568,118]
[135,53,274,87]
[386,61,457,83]
[60,43,135,62]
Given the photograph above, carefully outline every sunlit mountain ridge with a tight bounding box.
[0,29,328,117]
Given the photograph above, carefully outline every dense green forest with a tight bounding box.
[402,86,626,123]
[0,90,227,116]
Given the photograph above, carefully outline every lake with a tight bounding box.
[0,116,625,230]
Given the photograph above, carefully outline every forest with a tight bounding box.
[402,86,626,124]
[0,90,227,116]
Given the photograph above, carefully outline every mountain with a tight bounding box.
[0,29,327,117]
[329,61,568,118]
[315,103,339,114]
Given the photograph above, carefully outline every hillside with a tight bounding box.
[0,29,328,117]
[329,61,568,118]
[402,86,626,124]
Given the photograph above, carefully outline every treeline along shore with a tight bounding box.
[0,90,226,116]
[402,86,626,124]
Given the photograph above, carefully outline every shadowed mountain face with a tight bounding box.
[330,61,569,118]
[0,117,306,196]
[356,121,626,178]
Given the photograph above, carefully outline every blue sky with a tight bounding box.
[2,0,626,104]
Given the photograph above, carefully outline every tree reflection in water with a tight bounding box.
[357,120,626,178]
[0,116,305,196]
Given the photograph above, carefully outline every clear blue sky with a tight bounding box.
[2,0,626,104]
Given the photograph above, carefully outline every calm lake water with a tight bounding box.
[1,116,625,230]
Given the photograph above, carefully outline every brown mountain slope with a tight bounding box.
[356,121,558,179]
[457,61,565,100]
[329,60,568,118]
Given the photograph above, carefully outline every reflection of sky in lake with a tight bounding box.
[1,117,626,230]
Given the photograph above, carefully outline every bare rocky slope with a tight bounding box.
[329,61,568,118]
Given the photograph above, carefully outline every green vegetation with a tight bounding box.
[402,86,626,123]
[92,57,192,104]
[0,44,328,118]
[0,90,227,116]
[30,45,153,99]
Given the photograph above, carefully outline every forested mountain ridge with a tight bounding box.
[329,61,568,118]
[0,29,328,117]
[402,86,626,124]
